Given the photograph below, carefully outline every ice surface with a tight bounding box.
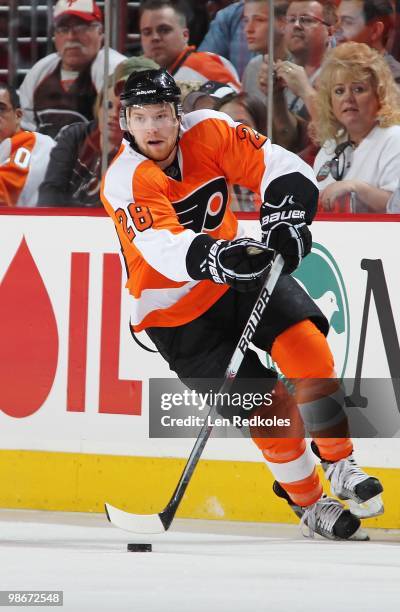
[0,510,399,612]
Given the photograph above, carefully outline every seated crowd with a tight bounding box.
[1,0,400,212]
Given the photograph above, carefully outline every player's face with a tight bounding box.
[140,8,189,68]
[127,102,180,164]
[54,17,103,71]
[330,73,380,143]
[243,1,269,53]
[0,89,22,142]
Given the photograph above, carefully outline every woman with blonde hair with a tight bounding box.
[312,42,400,212]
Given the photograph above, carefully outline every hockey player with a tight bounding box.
[101,68,383,541]
[0,84,54,207]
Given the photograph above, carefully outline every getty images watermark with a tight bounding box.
[159,388,290,428]
[148,379,293,437]
[149,377,400,439]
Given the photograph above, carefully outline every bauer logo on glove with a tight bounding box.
[260,195,312,275]
[262,208,306,225]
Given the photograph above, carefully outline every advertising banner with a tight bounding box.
[1,213,399,466]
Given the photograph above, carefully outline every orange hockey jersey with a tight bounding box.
[0,130,54,207]
[101,110,317,332]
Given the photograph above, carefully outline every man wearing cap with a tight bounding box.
[19,0,126,139]
[182,80,239,112]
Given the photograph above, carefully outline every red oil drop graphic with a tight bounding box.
[99,254,142,415]
[0,237,59,417]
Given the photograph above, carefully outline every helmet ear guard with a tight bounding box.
[175,102,183,120]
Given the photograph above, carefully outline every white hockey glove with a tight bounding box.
[260,195,312,274]
[186,235,275,293]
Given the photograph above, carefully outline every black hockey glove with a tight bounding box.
[186,235,275,293]
[260,195,312,274]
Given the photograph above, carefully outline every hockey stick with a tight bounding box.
[105,254,285,534]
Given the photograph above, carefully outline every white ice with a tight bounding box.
[1,509,399,612]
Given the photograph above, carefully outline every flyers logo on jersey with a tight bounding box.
[172,177,229,232]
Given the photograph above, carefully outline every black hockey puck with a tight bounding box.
[127,543,152,552]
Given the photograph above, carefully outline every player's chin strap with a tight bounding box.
[129,324,158,353]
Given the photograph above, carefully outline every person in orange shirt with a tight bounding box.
[139,0,241,89]
[101,68,383,541]
[0,84,54,207]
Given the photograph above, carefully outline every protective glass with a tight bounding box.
[126,102,178,131]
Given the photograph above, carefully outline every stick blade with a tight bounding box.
[105,503,167,534]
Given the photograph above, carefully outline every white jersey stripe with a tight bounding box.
[263,446,315,483]
[129,281,200,326]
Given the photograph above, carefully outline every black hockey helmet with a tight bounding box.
[121,68,181,106]
[119,69,182,157]
[120,68,182,131]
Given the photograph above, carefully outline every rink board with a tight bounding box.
[0,450,399,528]
[0,210,399,527]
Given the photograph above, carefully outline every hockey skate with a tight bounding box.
[301,496,364,540]
[312,443,384,519]
[273,481,369,541]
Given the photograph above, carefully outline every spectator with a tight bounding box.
[198,1,254,79]
[139,0,241,88]
[258,0,337,151]
[19,0,126,139]
[38,56,158,207]
[336,0,400,83]
[242,0,289,103]
[0,84,54,207]
[182,79,239,112]
[312,42,400,212]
